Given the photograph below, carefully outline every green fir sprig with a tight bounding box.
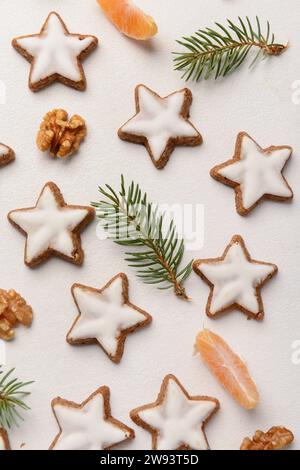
[173,17,287,81]
[0,366,33,429]
[92,176,193,300]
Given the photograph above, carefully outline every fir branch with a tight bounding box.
[91,176,193,300]
[0,366,33,429]
[173,16,287,81]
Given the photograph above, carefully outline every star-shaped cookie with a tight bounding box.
[210,132,293,215]
[8,182,95,267]
[66,273,152,363]
[49,387,134,450]
[193,235,278,320]
[0,144,15,166]
[0,428,10,450]
[130,374,219,450]
[118,84,202,169]
[12,11,98,91]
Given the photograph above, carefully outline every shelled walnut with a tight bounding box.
[36,109,86,158]
[0,289,33,340]
[240,426,294,450]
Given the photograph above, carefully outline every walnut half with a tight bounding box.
[240,426,294,450]
[0,289,33,340]
[36,109,87,158]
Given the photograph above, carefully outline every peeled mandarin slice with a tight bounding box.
[196,329,259,410]
[97,0,158,40]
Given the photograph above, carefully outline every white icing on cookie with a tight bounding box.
[9,184,90,263]
[199,239,276,314]
[69,276,146,356]
[0,144,9,157]
[121,86,199,161]
[15,12,97,84]
[218,135,292,209]
[138,378,217,450]
[52,392,131,450]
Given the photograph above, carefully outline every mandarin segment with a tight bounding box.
[196,329,259,410]
[97,0,157,40]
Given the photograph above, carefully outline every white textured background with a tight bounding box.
[1,0,299,450]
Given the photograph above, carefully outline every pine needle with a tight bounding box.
[0,366,33,429]
[173,17,287,81]
[91,175,193,300]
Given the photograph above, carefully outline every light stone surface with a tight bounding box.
[1,0,299,450]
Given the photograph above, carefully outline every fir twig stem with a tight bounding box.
[174,17,287,81]
[186,40,285,60]
[92,176,193,300]
[118,198,189,300]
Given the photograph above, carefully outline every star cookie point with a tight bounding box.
[118,84,202,169]
[8,181,94,267]
[193,235,278,320]
[0,143,15,166]
[0,428,10,450]
[210,132,293,215]
[49,387,134,450]
[67,273,152,363]
[12,11,98,91]
[130,374,219,450]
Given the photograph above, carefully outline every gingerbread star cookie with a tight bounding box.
[8,182,94,267]
[193,235,278,320]
[130,375,219,450]
[12,12,98,91]
[49,387,134,450]
[210,132,293,215]
[0,428,10,450]
[118,84,202,169]
[0,144,15,166]
[67,273,152,363]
